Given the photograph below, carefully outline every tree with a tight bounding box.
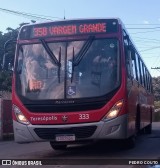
[0,23,29,91]
[0,26,18,91]
[0,71,12,91]
[152,77,160,101]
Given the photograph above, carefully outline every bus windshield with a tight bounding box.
[16,38,120,100]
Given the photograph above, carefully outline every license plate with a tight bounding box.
[55,135,75,142]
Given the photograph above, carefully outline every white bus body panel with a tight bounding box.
[13,114,128,143]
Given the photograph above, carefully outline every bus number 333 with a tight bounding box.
[79,114,90,120]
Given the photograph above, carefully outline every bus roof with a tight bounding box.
[22,17,123,27]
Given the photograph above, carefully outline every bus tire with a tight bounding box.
[144,108,152,134]
[144,124,152,134]
[136,106,141,134]
[123,136,136,149]
[50,142,67,150]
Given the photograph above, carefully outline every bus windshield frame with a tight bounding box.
[15,35,121,104]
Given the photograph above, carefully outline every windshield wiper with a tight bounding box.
[40,39,61,83]
[71,47,75,83]
[58,47,61,83]
[73,36,95,66]
[40,39,61,67]
[70,36,94,83]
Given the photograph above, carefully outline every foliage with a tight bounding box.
[0,26,18,91]
[0,71,12,91]
[154,101,160,109]
[152,77,160,101]
[151,77,160,121]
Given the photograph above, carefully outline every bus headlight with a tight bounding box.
[103,100,124,120]
[13,105,30,125]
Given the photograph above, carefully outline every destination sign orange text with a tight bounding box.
[33,23,107,37]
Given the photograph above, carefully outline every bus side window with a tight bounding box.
[135,53,141,83]
[127,49,134,79]
[143,67,147,89]
[139,60,145,87]
[124,43,134,80]
[123,32,134,80]
[130,48,137,80]
[146,70,150,91]
[149,75,153,93]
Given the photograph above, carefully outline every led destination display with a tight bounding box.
[19,19,118,39]
[33,23,106,37]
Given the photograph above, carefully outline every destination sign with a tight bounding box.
[19,19,118,39]
[33,23,106,37]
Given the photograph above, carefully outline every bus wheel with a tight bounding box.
[136,106,141,134]
[144,124,152,134]
[123,136,136,149]
[50,142,67,150]
[144,109,152,134]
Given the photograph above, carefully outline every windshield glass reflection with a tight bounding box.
[16,38,120,100]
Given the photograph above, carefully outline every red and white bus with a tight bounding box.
[11,18,154,149]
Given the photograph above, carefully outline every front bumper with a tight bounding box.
[13,114,127,143]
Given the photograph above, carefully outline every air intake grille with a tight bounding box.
[34,126,97,140]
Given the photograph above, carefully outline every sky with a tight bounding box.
[0,0,160,77]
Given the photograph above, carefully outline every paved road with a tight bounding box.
[0,122,160,168]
